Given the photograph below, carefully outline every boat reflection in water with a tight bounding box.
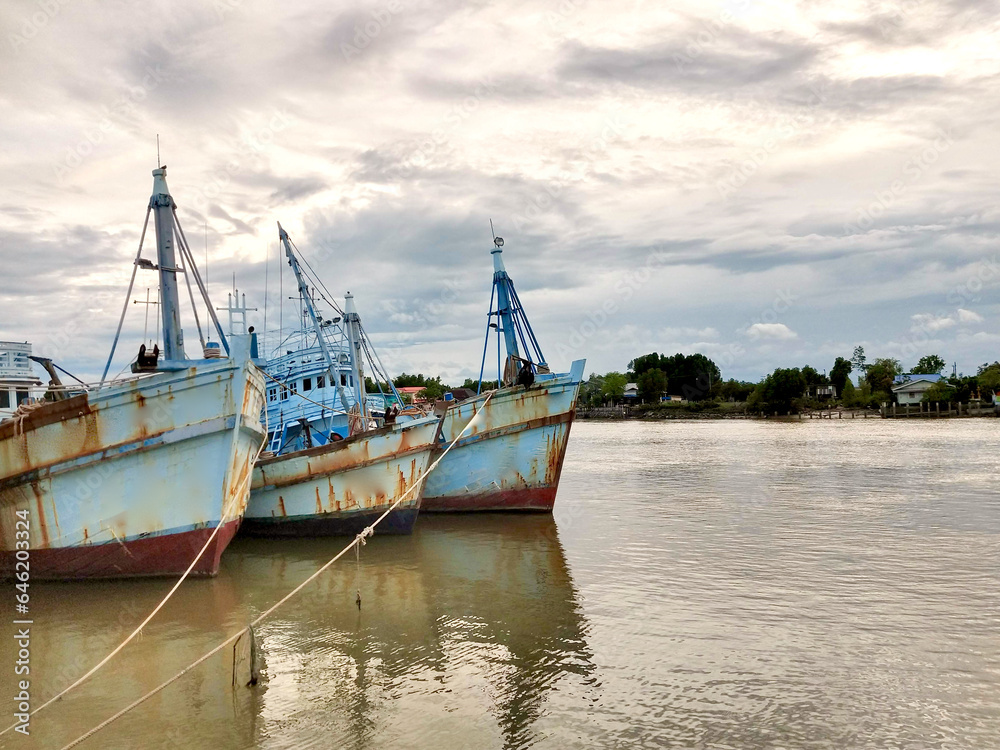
[227,514,595,748]
[13,515,594,749]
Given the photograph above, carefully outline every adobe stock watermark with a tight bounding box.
[673,0,754,71]
[842,128,953,237]
[7,0,71,53]
[550,246,670,363]
[397,76,498,177]
[947,253,1000,308]
[716,85,826,199]
[876,0,926,40]
[545,0,586,30]
[340,0,404,62]
[187,109,294,211]
[53,66,171,183]
[510,108,625,231]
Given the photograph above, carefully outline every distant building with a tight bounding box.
[892,374,943,406]
[623,382,638,399]
[396,386,427,404]
[0,341,42,420]
[893,373,943,386]
[663,394,686,403]
[807,384,837,400]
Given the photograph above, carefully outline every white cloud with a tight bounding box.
[957,308,984,324]
[911,313,957,332]
[746,323,797,340]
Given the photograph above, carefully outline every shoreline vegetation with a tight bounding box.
[578,402,997,420]
[574,348,1000,421]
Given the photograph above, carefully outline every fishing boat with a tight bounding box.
[0,166,266,580]
[241,225,440,537]
[422,235,585,512]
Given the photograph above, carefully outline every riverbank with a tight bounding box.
[578,403,998,421]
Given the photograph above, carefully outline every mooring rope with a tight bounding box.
[0,365,269,739]
[57,393,485,750]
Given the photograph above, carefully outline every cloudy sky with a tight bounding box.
[2,0,999,384]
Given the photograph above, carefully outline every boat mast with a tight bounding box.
[151,167,185,360]
[491,238,520,365]
[277,223,350,414]
[344,292,368,423]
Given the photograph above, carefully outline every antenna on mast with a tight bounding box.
[156,134,161,168]
[489,218,496,241]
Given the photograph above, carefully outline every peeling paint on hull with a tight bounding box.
[0,337,266,580]
[0,518,242,580]
[422,360,584,513]
[243,416,440,537]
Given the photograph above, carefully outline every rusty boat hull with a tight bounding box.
[243,415,441,537]
[0,337,266,580]
[422,360,585,512]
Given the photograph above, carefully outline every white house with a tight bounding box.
[891,374,943,406]
[624,382,638,399]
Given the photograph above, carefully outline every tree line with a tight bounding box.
[579,348,1000,415]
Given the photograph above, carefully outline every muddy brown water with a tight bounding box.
[3,419,999,749]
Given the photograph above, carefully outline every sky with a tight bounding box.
[2,0,999,385]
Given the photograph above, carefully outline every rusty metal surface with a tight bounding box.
[0,336,265,578]
[245,416,440,532]
[422,362,584,511]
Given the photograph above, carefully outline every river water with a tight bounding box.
[5,419,1000,749]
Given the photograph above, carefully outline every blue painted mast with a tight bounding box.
[478,234,548,392]
[151,167,185,360]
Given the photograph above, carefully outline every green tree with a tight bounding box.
[801,365,829,386]
[462,377,499,391]
[864,357,901,397]
[627,353,662,378]
[978,363,1000,398]
[637,368,667,402]
[830,357,853,395]
[921,381,957,405]
[745,384,765,413]
[760,367,807,414]
[841,378,858,407]
[851,346,867,375]
[914,354,946,374]
[578,374,604,407]
[602,371,628,402]
[628,351,721,401]
[858,379,874,408]
[720,379,755,402]
[417,380,447,401]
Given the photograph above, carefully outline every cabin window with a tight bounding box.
[290,381,298,394]
[16,390,29,405]
[0,390,9,409]
[303,377,312,391]
[281,387,289,401]
[340,373,347,386]
[317,375,325,388]
[267,387,277,403]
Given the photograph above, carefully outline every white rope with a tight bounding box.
[0,363,269,739]
[57,393,489,750]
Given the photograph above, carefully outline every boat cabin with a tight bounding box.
[0,341,42,420]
